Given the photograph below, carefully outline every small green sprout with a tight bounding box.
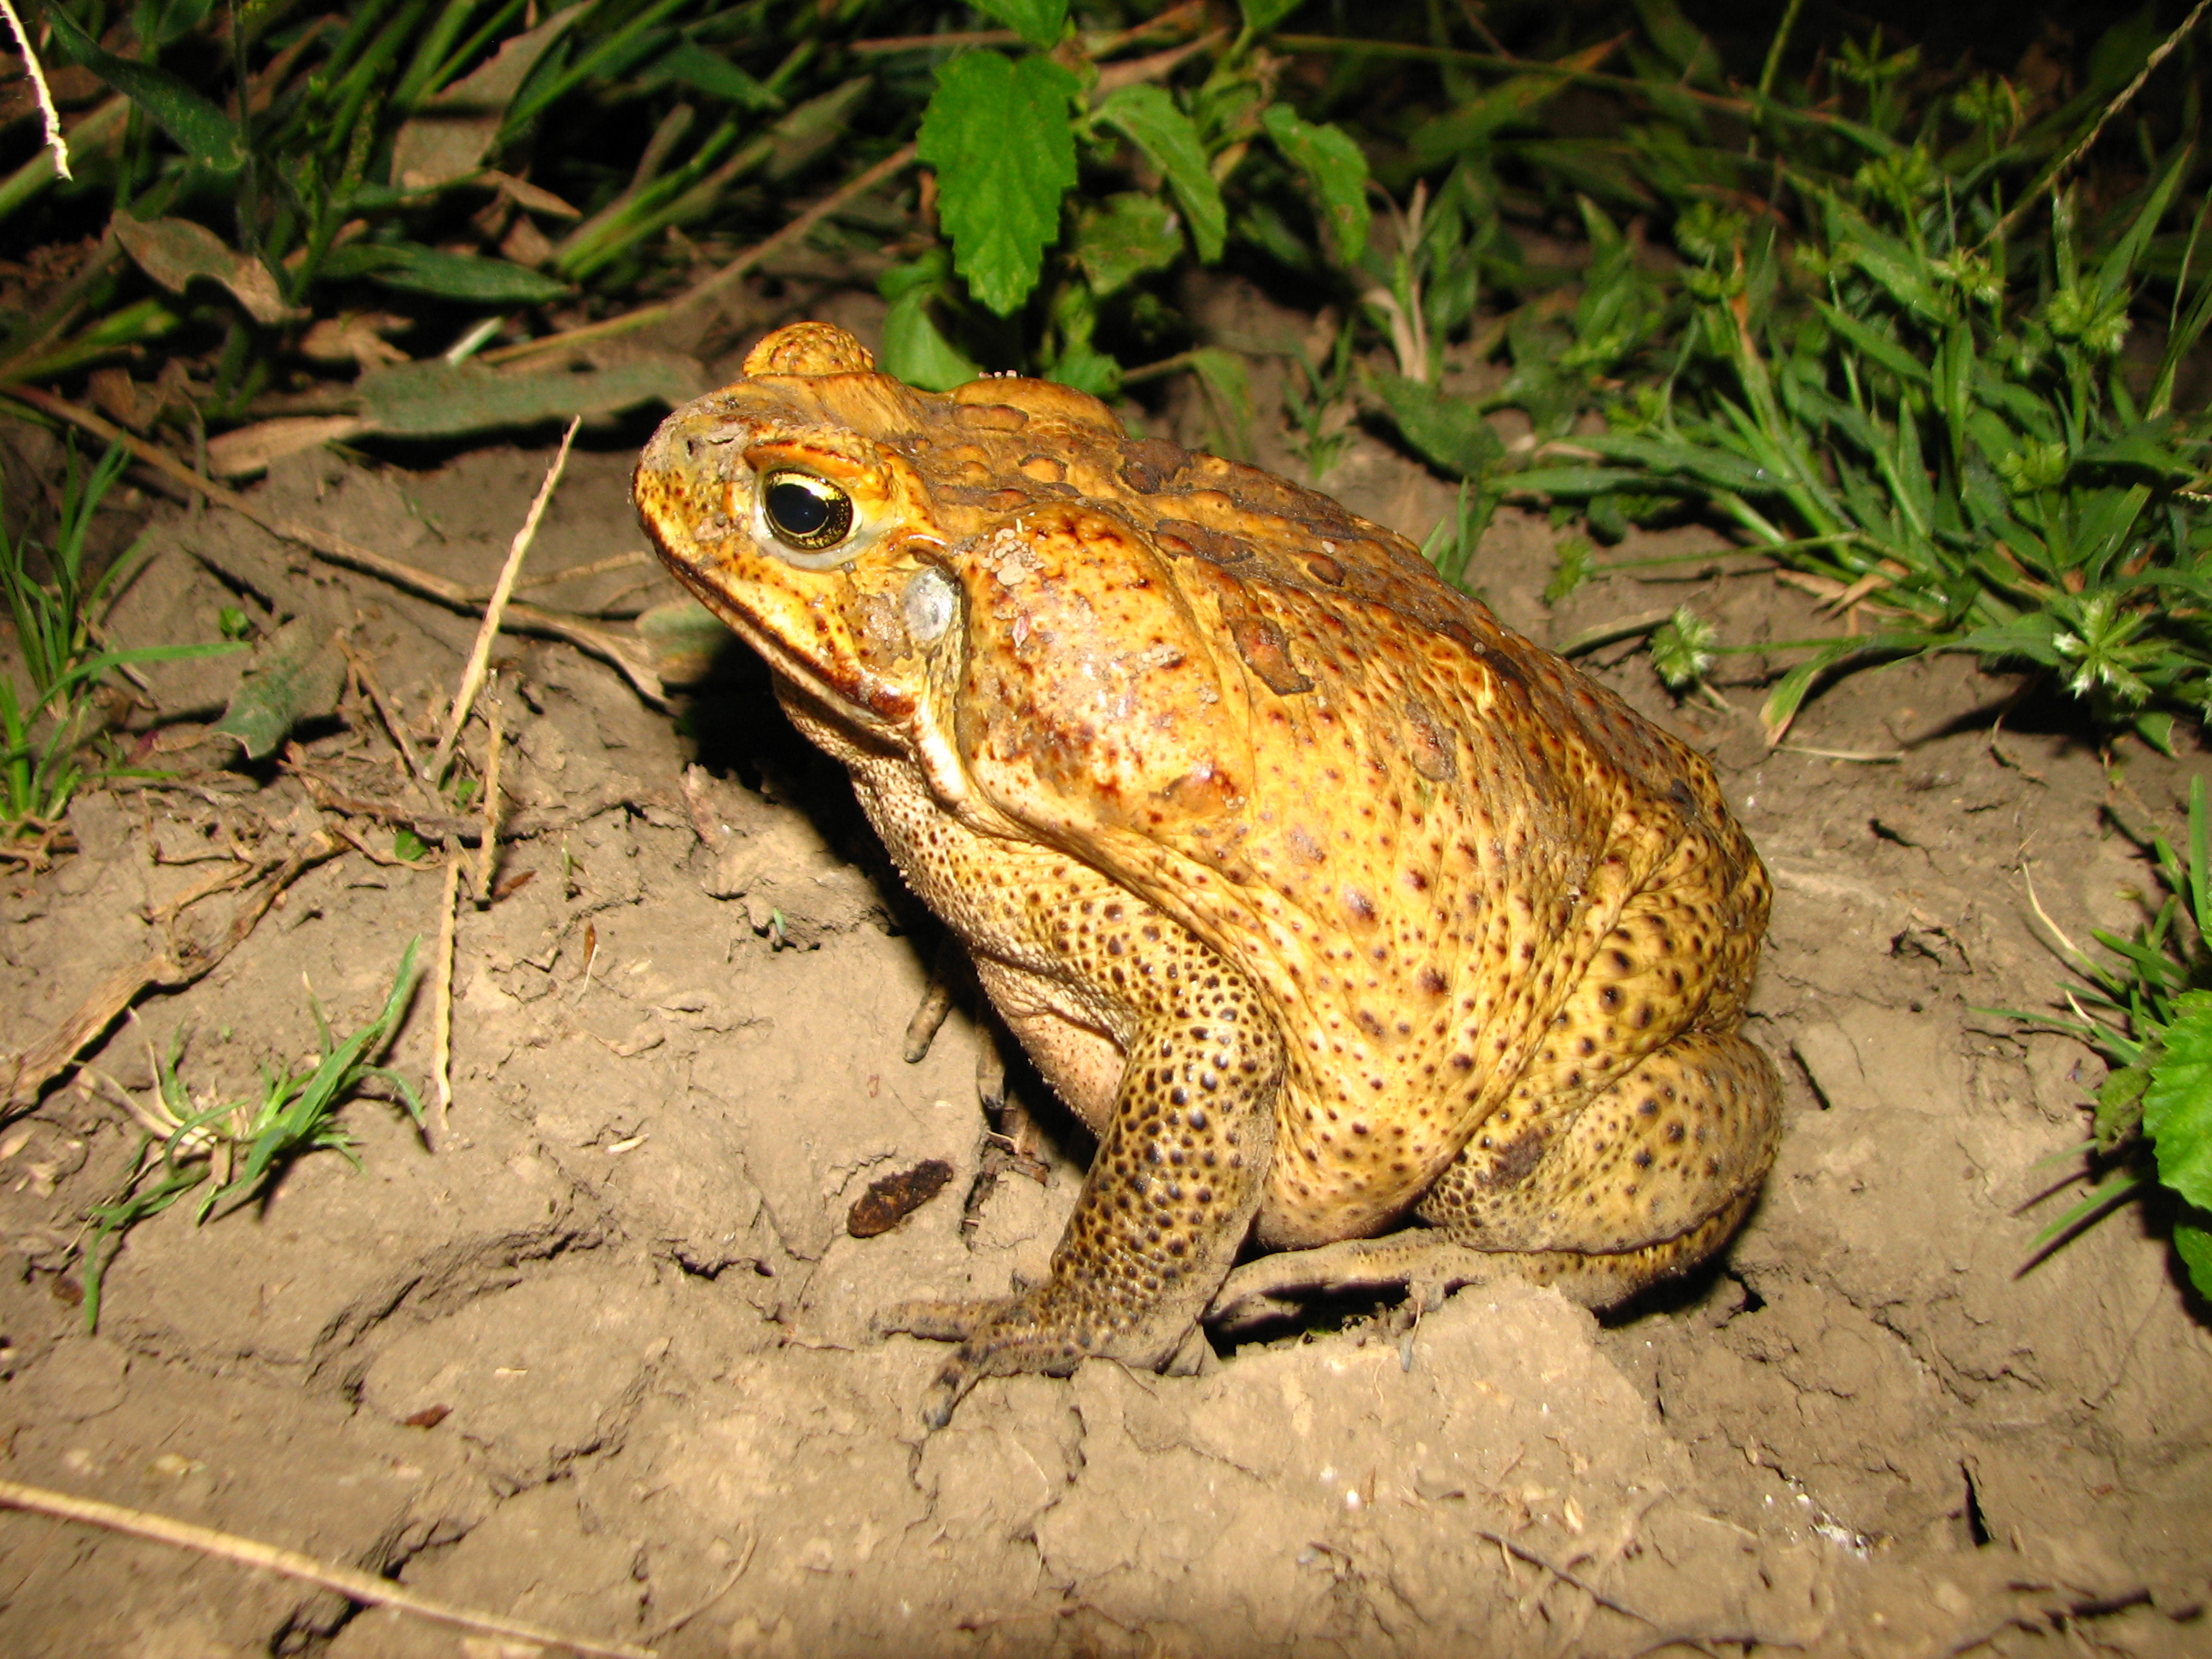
[2008,781,2212,1297]
[1649,607,1718,691]
[77,940,425,1330]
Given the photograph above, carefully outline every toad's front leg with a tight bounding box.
[883,951,1283,1429]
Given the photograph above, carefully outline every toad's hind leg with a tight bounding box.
[1208,1029,1779,1329]
[883,938,1284,1428]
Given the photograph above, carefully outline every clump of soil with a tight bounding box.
[1,326,2206,1657]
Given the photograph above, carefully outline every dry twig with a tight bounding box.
[431,417,577,779]
[0,0,69,178]
[429,853,461,1150]
[0,387,667,706]
[0,1477,655,1659]
[5,828,344,1108]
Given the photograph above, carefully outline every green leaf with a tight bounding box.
[367,245,572,303]
[112,215,301,324]
[881,287,981,392]
[655,40,783,111]
[1260,106,1369,264]
[389,4,589,189]
[1188,347,1255,460]
[919,52,1080,315]
[213,619,344,760]
[354,355,702,436]
[638,600,735,688]
[2144,992,2212,1213]
[1096,84,1225,264]
[1370,374,1505,480]
[393,828,429,863]
[969,0,1068,49]
[1240,0,1304,32]
[1074,193,1182,294]
[44,3,243,172]
[1404,38,1616,172]
[2176,1220,2212,1298]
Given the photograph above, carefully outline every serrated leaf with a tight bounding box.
[390,4,587,189]
[1096,84,1225,264]
[111,214,302,324]
[1074,192,1182,294]
[919,52,1080,316]
[355,355,702,436]
[213,619,344,760]
[1241,0,1304,32]
[1260,106,1368,264]
[1370,374,1504,480]
[368,245,572,303]
[45,3,242,171]
[2143,991,2212,1212]
[969,0,1068,49]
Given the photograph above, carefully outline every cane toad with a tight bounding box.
[635,323,1781,1424]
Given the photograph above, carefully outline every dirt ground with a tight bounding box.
[2,291,2209,1658]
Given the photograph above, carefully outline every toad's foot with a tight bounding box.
[1205,1196,1760,1337]
[878,1285,1180,1428]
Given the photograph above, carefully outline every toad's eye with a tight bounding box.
[760,470,854,553]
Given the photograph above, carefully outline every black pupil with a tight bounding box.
[768,480,831,537]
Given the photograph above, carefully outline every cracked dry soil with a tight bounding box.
[0,388,2208,1659]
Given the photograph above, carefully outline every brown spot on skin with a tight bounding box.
[1227,612,1315,696]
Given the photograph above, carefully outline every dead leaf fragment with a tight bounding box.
[206,416,372,479]
[112,214,305,324]
[390,6,586,191]
[299,313,410,370]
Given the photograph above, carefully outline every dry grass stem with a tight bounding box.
[484,143,921,366]
[6,830,344,1107]
[0,1478,656,1659]
[1776,744,1904,763]
[0,0,71,179]
[0,389,667,705]
[1988,0,2212,244]
[430,853,461,1149]
[337,636,432,789]
[494,550,655,599]
[475,683,505,905]
[431,417,578,781]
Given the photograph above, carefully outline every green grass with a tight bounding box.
[0,439,235,847]
[79,942,424,1336]
[3,2,2206,741]
[2009,780,2212,1298]
[77,939,425,1329]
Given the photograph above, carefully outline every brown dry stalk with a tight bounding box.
[0,0,69,179]
[0,1477,656,1659]
[431,417,578,779]
[1988,0,2212,245]
[475,684,506,905]
[0,387,667,706]
[430,852,461,1150]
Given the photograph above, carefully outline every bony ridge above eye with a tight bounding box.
[761,469,855,553]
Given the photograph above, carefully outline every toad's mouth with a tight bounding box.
[642,515,911,732]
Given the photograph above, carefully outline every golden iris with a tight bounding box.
[760,470,854,552]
